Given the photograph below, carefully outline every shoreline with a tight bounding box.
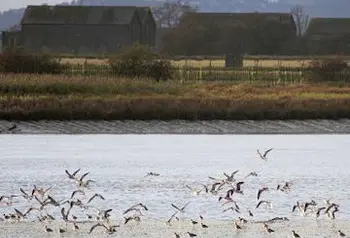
[0,219,349,238]
[1,119,349,134]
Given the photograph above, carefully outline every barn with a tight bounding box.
[10,5,156,55]
[161,12,297,56]
[306,18,350,54]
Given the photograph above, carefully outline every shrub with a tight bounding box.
[109,44,173,81]
[0,47,63,74]
[307,58,349,82]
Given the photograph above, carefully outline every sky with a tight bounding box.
[0,0,66,11]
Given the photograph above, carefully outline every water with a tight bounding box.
[0,134,350,237]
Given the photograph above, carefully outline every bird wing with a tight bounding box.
[65,170,72,178]
[24,207,36,216]
[14,208,24,217]
[256,201,263,208]
[211,182,221,191]
[222,207,233,212]
[87,194,97,204]
[20,188,30,198]
[72,169,81,176]
[34,195,44,205]
[257,190,262,200]
[236,181,244,190]
[263,148,273,157]
[79,172,89,182]
[185,185,192,190]
[181,202,191,210]
[71,190,78,199]
[202,184,209,193]
[44,186,52,193]
[171,203,181,211]
[104,208,113,215]
[101,224,110,231]
[141,204,148,211]
[231,170,239,178]
[166,211,178,223]
[61,208,67,220]
[123,208,134,215]
[89,223,102,234]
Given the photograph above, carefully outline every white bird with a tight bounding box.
[186,185,202,195]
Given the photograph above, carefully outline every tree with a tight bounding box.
[8,24,21,32]
[290,5,310,37]
[152,0,199,28]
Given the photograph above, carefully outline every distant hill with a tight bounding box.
[1,0,350,33]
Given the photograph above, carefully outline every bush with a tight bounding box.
[307,58,349,82]
[109,44,173,81]
[0,47,62,74]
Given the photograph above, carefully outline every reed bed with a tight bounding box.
[0,74,350,120]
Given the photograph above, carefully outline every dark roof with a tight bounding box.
[306,18,350,35]
[179,12,295,27]
[21,5,152,25]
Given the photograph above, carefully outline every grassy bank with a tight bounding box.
[0,74,350,120]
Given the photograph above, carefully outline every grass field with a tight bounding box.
[0,73,349,120]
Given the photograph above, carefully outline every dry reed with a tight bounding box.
[0,74,349,120]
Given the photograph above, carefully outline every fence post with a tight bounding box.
[225,53,243,68]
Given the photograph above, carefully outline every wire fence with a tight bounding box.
[59,63,350,83]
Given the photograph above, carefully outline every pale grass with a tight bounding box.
[58,57,313,68]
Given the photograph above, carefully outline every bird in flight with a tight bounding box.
[257,148,273,160]
[171,202,190,213]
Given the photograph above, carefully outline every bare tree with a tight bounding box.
[152,0,199,28]
[8,24,21,32]
[290,5,310,37]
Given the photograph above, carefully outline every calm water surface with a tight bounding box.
[0,134,350,225]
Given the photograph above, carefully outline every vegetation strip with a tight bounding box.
[0,74,350,120]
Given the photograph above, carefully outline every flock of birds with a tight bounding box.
[0,148,348,237]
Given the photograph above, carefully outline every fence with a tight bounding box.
[59,63,350,83]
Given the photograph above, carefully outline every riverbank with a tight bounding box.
[1,120,350,134]
[0,74,350,120]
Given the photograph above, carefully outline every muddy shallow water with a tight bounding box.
[0,134,349,237]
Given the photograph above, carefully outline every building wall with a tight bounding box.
[20,24,134,55]
[130,14,142,45]
[141,12,156,46]
[161,14,297,55]
[1,31,20,51]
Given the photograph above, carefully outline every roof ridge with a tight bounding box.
[22,5,145,25]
